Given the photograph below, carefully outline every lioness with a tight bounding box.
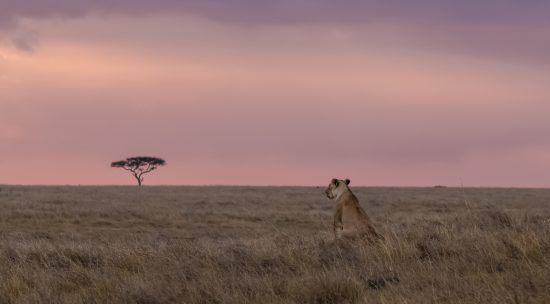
[325,178,381,241]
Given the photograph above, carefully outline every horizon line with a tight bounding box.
[1,183,548,189]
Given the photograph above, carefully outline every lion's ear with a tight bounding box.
[331,178,339,186]
[345,179,350,185]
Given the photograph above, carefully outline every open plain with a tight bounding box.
[0,185,548,303]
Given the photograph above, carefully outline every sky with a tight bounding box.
[1,1,550,187]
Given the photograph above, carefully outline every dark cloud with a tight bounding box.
[10,34,38,52]
[1,0,550,27]
[2,1,549,62]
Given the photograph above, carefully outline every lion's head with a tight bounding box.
[325,178,350,200]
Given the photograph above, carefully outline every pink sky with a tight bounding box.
[1,2,550,187]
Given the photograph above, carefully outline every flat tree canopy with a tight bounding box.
[111,156,166,186]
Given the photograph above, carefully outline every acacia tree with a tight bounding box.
[111,156,166,186]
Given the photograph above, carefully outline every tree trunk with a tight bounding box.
[134,174,142,186]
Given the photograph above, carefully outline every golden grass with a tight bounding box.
[0,185,548,303]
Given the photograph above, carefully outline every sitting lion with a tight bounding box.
[325,178,381,241]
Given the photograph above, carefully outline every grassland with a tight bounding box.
[0,185,548,303]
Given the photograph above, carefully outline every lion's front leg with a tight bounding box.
[334,222,343,239]
[333,207,343,239]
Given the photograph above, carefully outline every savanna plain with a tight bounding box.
[0,185,548,303]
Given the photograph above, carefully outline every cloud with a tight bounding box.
[1,1,549,63]
[1,1,550,27]
[10,33,38,52]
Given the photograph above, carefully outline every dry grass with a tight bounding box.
[0,185,549,303]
